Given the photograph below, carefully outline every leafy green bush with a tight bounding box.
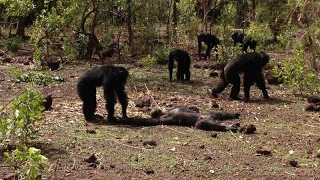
[153,45,171,65]
[1,89,49,179]
[4,146,49,180]
[4,37,22,52]
[272,43,320,95]
[141,54,156,69]
[13,72,65,86]
[217,44,242,63]
[10,89,45,142]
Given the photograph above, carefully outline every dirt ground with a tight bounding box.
[0,49,320,180]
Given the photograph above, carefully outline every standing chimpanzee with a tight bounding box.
[197,32,220,60]
[77,65,129,122]
[168,49,191,82]
[231,32,257,53]
[119,107,242,132]
[211,52,270,101]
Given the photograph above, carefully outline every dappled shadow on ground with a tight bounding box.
[29,141,69,159]
[244,97,294,105]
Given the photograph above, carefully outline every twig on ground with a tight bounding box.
[144,83,163,111]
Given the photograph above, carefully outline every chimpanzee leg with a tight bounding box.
[185,69,190,81]
[104,87,117,121]
[205,45,213,60]
[255,72,269,99]
[243,44,249,53]
[211,80,228,98]
[115,86,128,118]
[243,73,255,101]
[176,69,182,82]
[211,69,229,98]
[81,88,97,121]
[230,74,241,100]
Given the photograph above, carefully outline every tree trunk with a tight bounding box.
[16,16,26,38]
[251,0,256,21]
[172,0,178,37]
[127,0,134,54]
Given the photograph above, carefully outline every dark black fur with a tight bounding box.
[211,52,270,101]
[231,32,257,53]
[120,107,240,131]
[77,65,129,121]
[168,49,191,82]
[197,32,220,60]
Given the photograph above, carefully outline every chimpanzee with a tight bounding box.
[197,32,220,60]
[211,52,270,101]
[231,32,257,53]
[168,49,191,82]
[119,107,241,132]
[77,65,129,122]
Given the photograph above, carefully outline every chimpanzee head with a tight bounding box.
[118,66,129,85]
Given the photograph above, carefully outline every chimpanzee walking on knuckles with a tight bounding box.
[77,65,129,122]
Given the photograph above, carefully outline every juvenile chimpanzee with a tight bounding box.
[168,49,191,82]
[231,32,257,53]
[119,107,241,132]
[197,32,220,60]
[211,52,270,101]
[77,65,129,122]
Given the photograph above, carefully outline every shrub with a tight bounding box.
[272,43,320,95]
[4,37,22,52]
[153,45,171,65]
[141,54,156,69]
[4,146,49,180]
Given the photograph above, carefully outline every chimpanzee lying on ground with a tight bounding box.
[231,32,257,53]
[168,49,191,82]
[211,52,270,101]
[119,107,241,132]
[197,32,220,60]
[77,65,129,122]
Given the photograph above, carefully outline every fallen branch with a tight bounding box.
[144,83,163,111]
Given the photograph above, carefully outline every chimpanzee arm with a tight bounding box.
[115,86,128,118]
[195,119,239,131]
[103,86,117,121]
[168,53,174,82]
[255,71,269,99]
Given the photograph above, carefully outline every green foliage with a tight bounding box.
[13,72,65,86]
[272,43,320,95]
[217,45,242,63]
[215,3,237,62]
[4,37,22,52]
[62,37,78,61]
[153,45,172,65]
[32,48,47,70]
[215,3,236,43]
[246,22,273,49]
[0,89,49,179]
[8,68,23,77]
[5,0,33,17]
[4,146,48,180]
[141,54,156,69]
[10,89,45,142]
[177,0,200,39]
[0,89,45,146]
[33,3,66,64]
